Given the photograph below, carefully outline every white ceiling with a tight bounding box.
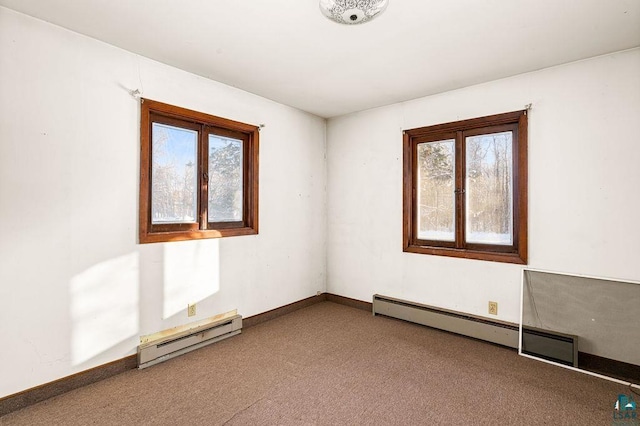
[1,0,639,118]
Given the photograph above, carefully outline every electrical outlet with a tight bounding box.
[488,301,498,315]
[188,303,196,317]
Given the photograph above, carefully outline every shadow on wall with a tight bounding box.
[68,239,221,369]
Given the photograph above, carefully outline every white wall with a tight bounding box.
[0,7,326,397]
[327,48,640,323]
[2,4,639,401]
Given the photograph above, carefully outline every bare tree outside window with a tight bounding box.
[417,140,455,241]
[151,123,198,224]
[465,132,513,245]
[208,136,243,223]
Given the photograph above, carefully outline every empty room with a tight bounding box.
[1,1,639,424]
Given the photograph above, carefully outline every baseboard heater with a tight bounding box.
[372,294,519,348]
[372,294,579,367]
[138,314,242,369]
[521,326,578,367]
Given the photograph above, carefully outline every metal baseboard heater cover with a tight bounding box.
[138,314,242,369]
[521,326,578,367]
[373,294,519,348]
[372,295,578,366]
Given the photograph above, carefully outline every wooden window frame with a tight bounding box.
[403,110,528,264]
[139,99,259,244]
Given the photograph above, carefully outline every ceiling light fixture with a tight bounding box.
[319,0,388,25]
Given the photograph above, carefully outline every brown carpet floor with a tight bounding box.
[0,301,631,425]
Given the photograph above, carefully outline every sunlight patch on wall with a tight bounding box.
[163,239,220,319]
[70,253,139,365]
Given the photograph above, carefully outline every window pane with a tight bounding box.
[151,123,198,224]
[416,140,455,241]
[208,135,243,222]
[465,131,513,245]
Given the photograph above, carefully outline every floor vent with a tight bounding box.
[138,314,242,369]
[372,294,519,348]
[521,326,578,367]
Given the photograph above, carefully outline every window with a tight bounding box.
[139,99,259,243]
[403,110,527,264]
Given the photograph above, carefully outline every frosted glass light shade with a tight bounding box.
[319,0,388,25]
